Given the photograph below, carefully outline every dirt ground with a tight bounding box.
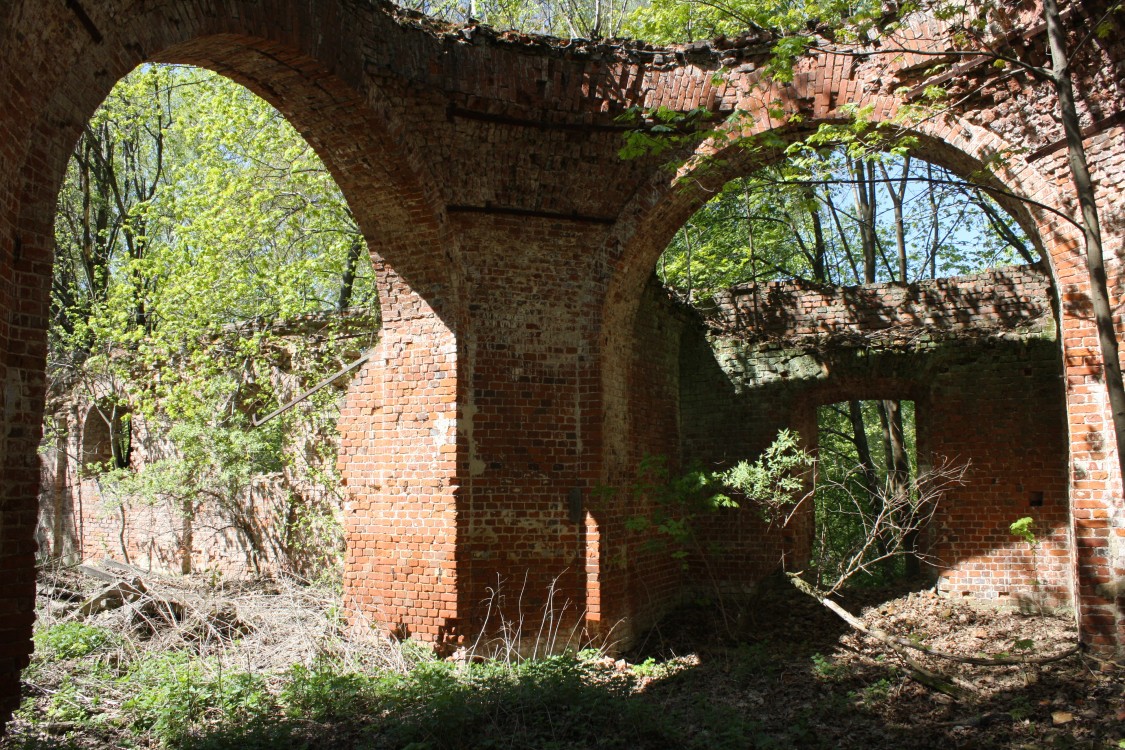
[631,579,1124,749]
[3,566,1122,749]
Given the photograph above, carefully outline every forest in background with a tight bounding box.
[47,65,376,576]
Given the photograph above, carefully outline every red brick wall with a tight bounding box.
[714,265,1054,340]
[0,0,1123,731]
[38,401,345,578]
[337,260,461,642]
[677,267,1069,603]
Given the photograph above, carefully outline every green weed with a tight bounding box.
[33,623,114,661]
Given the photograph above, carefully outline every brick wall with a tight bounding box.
[0,0,1123,730]
[37,312,372,577]
[676,266,1069,603]
[712,265,1054,341]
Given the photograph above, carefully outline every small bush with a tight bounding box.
[281,662,396,722]
[122,653,277,745]
[33,623,114,660]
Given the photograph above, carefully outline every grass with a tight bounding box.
[9,642,689,749]
[5,569,1121,750]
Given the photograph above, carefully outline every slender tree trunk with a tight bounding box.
[850,156,877,284]
[878,156,911,282]
[1044,0,1125,480]
[805,185,827,282]
[928,163,939,279]
[180,499,193,575]
[850,401,880,499]
[682,223,695,304]
[337,235,363,312]
[878,399,916,575]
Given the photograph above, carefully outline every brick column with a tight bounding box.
[451,214,606,647]
[337,262,461,643]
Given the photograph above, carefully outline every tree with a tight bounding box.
[655,149,1034,302]
[400,0,640,38]
[48,64,375,572]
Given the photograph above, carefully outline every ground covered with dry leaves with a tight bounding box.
[2,565,1121,749]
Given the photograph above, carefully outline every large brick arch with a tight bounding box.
[0,0,462,722]
[599,41,1123,649]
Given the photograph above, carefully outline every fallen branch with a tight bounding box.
[788,572,1081,667]
[787,573,973,699]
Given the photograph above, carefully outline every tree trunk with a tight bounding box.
[337,235,363,312]
[180,498,193,575]
[1043,0,1125,481]
[805,185,827,282]
[849,156,877,284]
[878,156,911,282]
[850,400,880,500]
[878,399,916,575]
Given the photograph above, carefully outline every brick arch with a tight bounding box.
[606,117,1058,321]
[599,110,1066,484]
[596,92,1105,642]
[7,7,454,306]
[0,0,467,723]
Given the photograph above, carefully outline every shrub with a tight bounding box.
[34,623,114,660]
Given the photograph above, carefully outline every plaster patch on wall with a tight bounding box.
[462,402,486,476]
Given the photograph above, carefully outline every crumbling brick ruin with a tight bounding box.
[38,310,378,576]
[1,0,1123,728]
[678,265,1070,605]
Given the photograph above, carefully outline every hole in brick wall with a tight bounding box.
[811,399,918,586]
[1029,491,1044,507]
[81,404,131,475]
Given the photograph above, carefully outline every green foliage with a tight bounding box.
[1010,516,1037,546]
[811,400,920,587]
[809,652,848,680]
[101,420,281,510]
[622,431,810,591]
[721,428,813,517]
[122,654,277,745]
[281,662,395,722]
[617,105,715,161]
[624,455,735,568]
[49,64,374,574]
[33,623,114,661]
[622,0,884,48]
[655,149,1034,303]
[402,0,644,38]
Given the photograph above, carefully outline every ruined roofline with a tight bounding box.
[218,307,379,339]
[378,0,1052,78]
[721,262,1050,298]
[708,262,1055,346]
[380,0,775,67]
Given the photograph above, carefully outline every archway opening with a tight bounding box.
[656,149,1041,301]
[616,144,1071,634]
[17,58,411,744]
[40,63,379,579]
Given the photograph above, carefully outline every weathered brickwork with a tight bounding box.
[37,311,373,577]
[679,267,1069,603]
[1,0,1124,729]
[713,265,1055,341]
